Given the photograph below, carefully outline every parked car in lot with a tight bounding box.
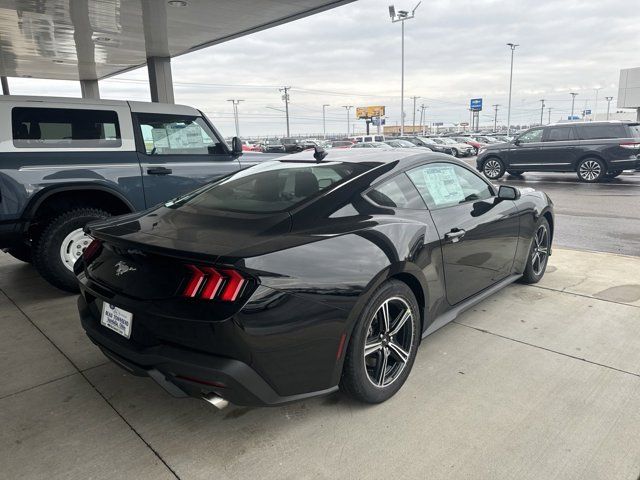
[330,140,354,148]
[76,149,553,407]
[260,138,286,153]
[0,95,253,292]
[281,137,304,153]
[430,137,474,157]
[476,121,640,182]
[241,140,261,152]
[398,136,453,155]
[351,141,392,149]
[450,136,485,155]
[384,139,433,152]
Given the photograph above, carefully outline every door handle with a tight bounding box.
[147,166,172,175]
[445,228,466,243]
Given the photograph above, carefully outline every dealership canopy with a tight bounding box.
[0,0,353,101]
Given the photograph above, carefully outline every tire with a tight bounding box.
[576,157,605,183]
[6,244,32,263]
[507,170,524,176]
[33,208,110,292]
[604,170,623,178]
[520,217,550,284]
[340,280,420,403]
[482,157,505,180]
[472,147,478,155]
[451,148,459,157]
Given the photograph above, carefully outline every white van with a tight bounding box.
[349,135,385,143]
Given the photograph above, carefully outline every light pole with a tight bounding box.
[570,92,578,119]
[342,105,353,136]
[227,99,244,137]
[539,99,545,125]
[322,104,329,138]
[605,96,613,120]
[492,104,499,132]
[389,2,421,136]
[593,87,602,121]
[506,42,519,135]
[410,95,420,133]
[547,107,552,124]
[418,104,427,135]
[279,86,291,136]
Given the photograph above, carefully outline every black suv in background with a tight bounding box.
[476,121,640,182]
[280,137,304,153]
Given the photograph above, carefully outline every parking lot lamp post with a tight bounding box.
[389,2,421,136]
[342,105,353,136]
[322,104,329,138]
[570,92,578,118]
[492,104,499,132]
[547,107,552,124]
[411,95,420,133]
[605,96,613,120]
[506,43,519,134]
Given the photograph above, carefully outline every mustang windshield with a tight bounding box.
[167,161,369,213]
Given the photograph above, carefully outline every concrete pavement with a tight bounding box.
[1,248,639,480]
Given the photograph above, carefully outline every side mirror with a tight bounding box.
[231,137,243,156]
[498,185,520,200]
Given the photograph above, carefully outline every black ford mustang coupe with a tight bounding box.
[76,149,553,407]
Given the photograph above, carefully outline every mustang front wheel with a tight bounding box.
[521,218,550,284]
[340,280,420,403]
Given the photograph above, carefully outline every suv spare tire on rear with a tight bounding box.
[33,208,110,292]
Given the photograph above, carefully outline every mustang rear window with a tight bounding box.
[12,107,121,148]
[166,161,369,213]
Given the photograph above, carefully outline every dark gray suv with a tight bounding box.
[0,95,264,292]
[476,121,640,182]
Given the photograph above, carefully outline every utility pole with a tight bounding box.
[605,96,613,120]
[570,92,578,119]
[548,107,552,124]
[539,99,545,126]
[322,104,329,138]
[279,87,291,136]
[389,2,421,136]
[593,87,602,121]
[506,42,519,134]
[410,96,420,134]
[342,105,353,137]
[418,104,427,135]
[227,99,244,137]
[492,104,499,132]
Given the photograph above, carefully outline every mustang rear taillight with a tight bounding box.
[82,238,102,264]
[182,265,246,302]
[620,142,640,149]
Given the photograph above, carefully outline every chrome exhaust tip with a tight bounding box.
[203,393,229,410]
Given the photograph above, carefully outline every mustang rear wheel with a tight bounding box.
[482,157,505,179]
[340,280,420,403]
[521,218,550,284]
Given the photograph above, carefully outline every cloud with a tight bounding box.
[7,0,637,136]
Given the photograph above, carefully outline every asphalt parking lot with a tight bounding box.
[2,239,640,478]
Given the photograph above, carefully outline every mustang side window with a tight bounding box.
[136,113,225,155]
[366,174,425,209]
[407,163,493,209]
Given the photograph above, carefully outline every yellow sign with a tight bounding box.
[356,106,385,119]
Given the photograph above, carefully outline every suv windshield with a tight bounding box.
[166,161,369,213]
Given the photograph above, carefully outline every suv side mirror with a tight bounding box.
[231,136,243,156]
[498,185,520,200]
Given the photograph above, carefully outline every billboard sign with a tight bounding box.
[618,67,640,108]
[470,98,483,111]
[356,106,385,119]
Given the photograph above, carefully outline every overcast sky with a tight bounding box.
[7,0,639,137]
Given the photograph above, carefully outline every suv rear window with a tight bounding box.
[12,107,121,148]
[578,124,627,140]
[166,161,369,213]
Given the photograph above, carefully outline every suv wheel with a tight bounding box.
[482,157,505,180]
[577,158,605,183]
[33,208,110,292]
[340,280,420,403]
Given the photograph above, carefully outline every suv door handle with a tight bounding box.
[445,228,466,243]
[147,166,172,175]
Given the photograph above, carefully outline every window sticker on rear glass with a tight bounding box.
[422,165,465,206]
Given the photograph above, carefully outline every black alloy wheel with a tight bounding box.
[521,218,550,284]
[341,280,420,403]
[577,158,605,183]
